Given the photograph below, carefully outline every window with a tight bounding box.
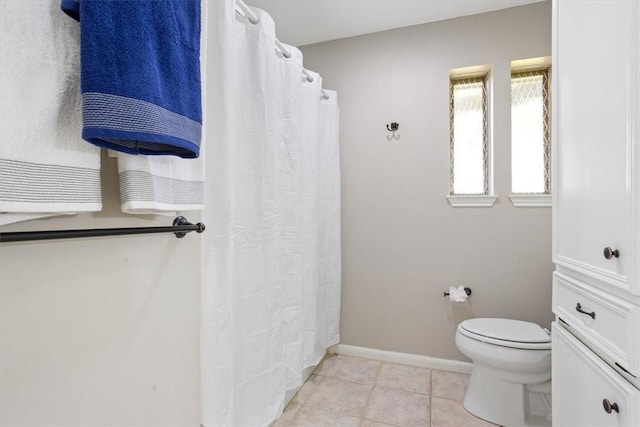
[448,67,496,207]
[510,59,551,206]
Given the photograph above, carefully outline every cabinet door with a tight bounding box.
[553,0,639,294]
[552,322,640,427]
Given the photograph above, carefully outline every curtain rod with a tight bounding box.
[235,0,330,101]
[0,216,205,243]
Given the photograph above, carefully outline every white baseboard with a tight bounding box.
[334,344,473,374]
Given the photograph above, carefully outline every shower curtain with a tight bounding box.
[201,2,341,426]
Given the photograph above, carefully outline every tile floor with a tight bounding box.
[272,354,499,427]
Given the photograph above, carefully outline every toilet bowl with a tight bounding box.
[455,318,552,427]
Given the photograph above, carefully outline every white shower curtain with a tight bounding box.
[201,2,341,426]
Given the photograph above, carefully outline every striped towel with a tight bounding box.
[0,0,102,225]
[113,150,204,215]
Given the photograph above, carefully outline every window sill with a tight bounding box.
[447,195,497,207]
[509,194,552,207]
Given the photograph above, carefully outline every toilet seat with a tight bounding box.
[458,318,551,350]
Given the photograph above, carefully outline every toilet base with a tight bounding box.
[463,366,551,427]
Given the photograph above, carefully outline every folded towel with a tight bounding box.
[61,0,202,158]
[115,151,204,215]
[0,0,102,226]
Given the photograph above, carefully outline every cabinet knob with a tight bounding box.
[602,399,619,414]
[603,247,619,260]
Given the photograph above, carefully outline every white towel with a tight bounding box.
[116,152,204,215]
[0,0,102,225]
[114,0,206,215]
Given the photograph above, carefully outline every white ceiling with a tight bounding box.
[248,0,546,46]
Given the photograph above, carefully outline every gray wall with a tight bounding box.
[0,152,201,425]
[301,2,553,361]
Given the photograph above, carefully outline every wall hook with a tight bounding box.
[386,122,400,141]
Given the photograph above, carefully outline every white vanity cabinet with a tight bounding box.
[552,0,640,425]
[553,0,639,297]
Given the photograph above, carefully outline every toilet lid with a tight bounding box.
[459,318,551,344]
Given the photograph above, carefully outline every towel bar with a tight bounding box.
[0,216,205,243]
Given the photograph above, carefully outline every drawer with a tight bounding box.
[553,272,640,376]
[553,322,640,427]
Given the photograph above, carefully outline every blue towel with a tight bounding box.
[61,0,202,158]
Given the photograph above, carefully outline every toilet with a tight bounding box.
[455,318,552,427]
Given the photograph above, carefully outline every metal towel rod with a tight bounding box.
[0,216,205,243]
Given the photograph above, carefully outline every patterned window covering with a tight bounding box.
[511,68,551,194]
[449,75,488,195]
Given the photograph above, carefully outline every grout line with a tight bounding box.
[361,416,404,427]
[429,368,433,426]
[359,358,383,418]
[432,395,466,403]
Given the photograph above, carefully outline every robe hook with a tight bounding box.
[386,122,399,132]
[386,122,400,141]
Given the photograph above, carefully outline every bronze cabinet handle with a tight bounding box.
[575,303,596,319]
[602,399,619,414]
[603,247,620,260]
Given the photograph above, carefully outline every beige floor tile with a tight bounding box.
[376,363,431,395]
[363,386,430,426]
[431,370,469,402]
[431,397,498,427]
[291,405,361,427]
[272,399,303,427]
[316,355,381,385]
[274,358,484,427]
[297,374,321,404]
[305,376,372,417]
[314,354,337,376]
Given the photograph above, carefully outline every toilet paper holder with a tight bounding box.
[443,287,472,297]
